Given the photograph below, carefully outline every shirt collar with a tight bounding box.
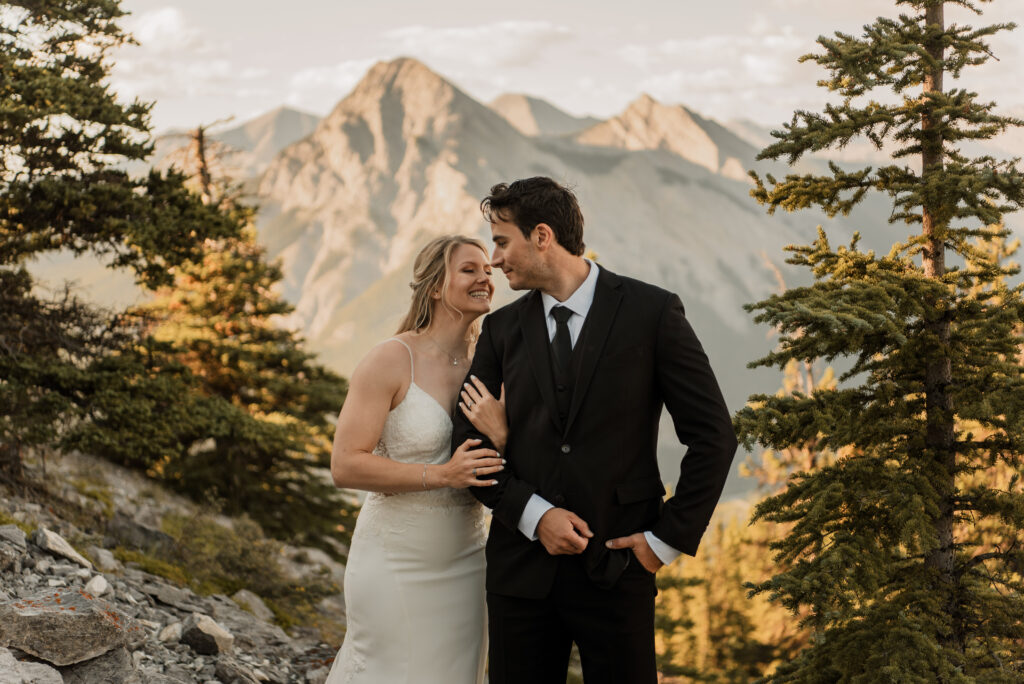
[541,259,600,320]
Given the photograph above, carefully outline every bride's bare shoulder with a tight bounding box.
[349,336,414,391]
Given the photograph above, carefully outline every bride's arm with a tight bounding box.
[330,342,503,492]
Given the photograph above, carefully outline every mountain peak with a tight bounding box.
[631,93,659,108]
[489,93,601,137]
[577,95,721,173]
[352,57,454,99]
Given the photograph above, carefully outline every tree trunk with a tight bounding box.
[191,125,213,206]
[0,442,23,482]
[920,1,962,656]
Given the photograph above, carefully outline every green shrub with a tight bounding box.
[113,547,191,585]
[161,513,288,596]
[0,510,33,535]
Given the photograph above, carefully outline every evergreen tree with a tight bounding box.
[128,229,354,549]
[69,125,356,551]
[736,1,1024,680]
[0,0,241,478]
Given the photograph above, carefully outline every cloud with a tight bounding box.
[281,21,574,114]
[126,7,206,55]
[285,58,379,113]
[382,21,573,70]
[616,27,816,121]
[110,7,258,103]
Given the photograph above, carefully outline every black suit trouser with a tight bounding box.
[486,554,658,684]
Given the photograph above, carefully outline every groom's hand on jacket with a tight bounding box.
[606,533,665,574]
[537,508,593,555]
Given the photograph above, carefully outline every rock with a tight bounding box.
[60,646,140,684]
[0,542,23,573]
[86,545,122,573]
[35,558,52,574]
[305,666,331,684]
[160,664,196,682]
[140,581,205,613]
[316,593,346,621]
[231,589,274,623]
[209,597,290,651]
[0,588,143,666]
[215,656,261,683]
[30,528,92,569]
[0,646,64,684]
[0,524,27,549]
[158,622,183,643]
[180,613,234,655]
[107,513,174,554]
[140,673,188,684]
[85,575,111,596]
[279,545,345,586]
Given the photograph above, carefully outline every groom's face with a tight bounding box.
[490,217,541,291]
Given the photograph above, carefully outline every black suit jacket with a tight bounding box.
[451,267,737,599]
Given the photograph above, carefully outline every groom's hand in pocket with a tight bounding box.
[605,533,664,573]
[537,508,593,555]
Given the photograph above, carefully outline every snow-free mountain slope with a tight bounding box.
[575,94,754,181]
[489,94,601,137]
[252,58,895,498]
[215,106,321,169]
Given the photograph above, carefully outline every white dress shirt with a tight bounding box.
[515,260,682,566]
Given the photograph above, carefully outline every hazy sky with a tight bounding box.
[110,1,1023,131]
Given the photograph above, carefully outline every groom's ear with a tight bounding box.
[532,223,554,251]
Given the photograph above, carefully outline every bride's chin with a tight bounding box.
[461,303,491,318]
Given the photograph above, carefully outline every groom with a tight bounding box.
[452,177,737,683]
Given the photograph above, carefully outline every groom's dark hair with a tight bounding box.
[480,177,585,256]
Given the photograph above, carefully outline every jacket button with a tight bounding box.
[556,384,566,392]
[560,444,571,454]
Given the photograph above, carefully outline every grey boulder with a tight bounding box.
[0,646,63,684]
[60,646,140,684]
[0,588,143,666]
[180,613,234,655]
[30,528,92,569]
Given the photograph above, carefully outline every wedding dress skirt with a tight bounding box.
[327,341,487,684]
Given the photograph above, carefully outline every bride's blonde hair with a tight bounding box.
[396,235,490,338]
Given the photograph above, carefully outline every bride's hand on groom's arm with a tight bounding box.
[439,439,505,489]
[537,508,593,555]
[459,376,507,451]
[605,534,664,574]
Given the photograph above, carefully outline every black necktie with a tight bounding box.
[550,305,573,378]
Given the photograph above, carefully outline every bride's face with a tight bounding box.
[440,244,494,317]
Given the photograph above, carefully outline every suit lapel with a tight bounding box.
[518,291,563,433]
[564,268,623,435]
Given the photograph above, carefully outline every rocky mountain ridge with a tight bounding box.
[489,93,600,137]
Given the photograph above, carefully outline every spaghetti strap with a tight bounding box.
[384,337,415,383]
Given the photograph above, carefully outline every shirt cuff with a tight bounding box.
[518,495,555,540]
[644,531,682,566]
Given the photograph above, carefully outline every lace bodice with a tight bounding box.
[361,339,479,512]
[373,383,453,466]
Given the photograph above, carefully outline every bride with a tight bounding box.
[326,235,507,684]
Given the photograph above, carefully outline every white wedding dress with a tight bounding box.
[327,338,487,684]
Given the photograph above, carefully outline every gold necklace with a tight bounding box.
[423,332,466,367]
